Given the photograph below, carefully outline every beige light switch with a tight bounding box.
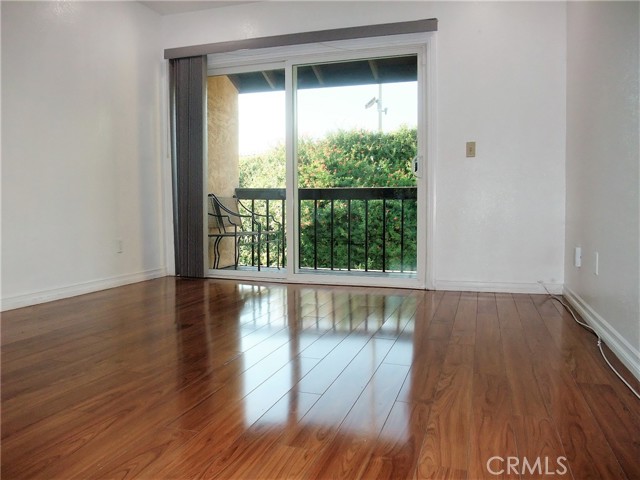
[466,141,476,158]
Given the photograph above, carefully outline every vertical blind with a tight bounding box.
[170,56,206,277]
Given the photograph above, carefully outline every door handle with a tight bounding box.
[413,156,422,178]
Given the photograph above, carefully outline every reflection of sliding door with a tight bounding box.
[206,66,286,275]
[293,53,424,284]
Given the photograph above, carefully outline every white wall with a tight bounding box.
[565,2,640,377]
[1,1,166,309]
[162,1,567,293]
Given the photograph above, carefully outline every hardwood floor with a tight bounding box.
[2,277,639,479]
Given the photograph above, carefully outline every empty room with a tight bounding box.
[1,1,639,479]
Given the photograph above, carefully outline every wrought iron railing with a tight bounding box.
[234,188,286,269]
[234,187,417,273]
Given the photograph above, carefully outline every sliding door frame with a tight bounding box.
[205,33,437,289]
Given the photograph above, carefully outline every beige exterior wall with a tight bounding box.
[207,75,239,269]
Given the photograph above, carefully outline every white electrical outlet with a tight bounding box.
[574,246,582,268]
[116,239,123,254]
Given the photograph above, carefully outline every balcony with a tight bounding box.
[232,187,417,274]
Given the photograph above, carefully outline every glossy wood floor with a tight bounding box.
[2,277,639,479]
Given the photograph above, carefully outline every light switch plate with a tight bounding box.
[466,141,476,157]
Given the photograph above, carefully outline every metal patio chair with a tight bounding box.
[208,193,282,271]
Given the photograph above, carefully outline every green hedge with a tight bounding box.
[239,127,417,271]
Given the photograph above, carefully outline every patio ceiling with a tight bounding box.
[226,55,417,94]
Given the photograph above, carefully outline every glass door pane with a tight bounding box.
[294,55,418,277]
[206,68,286,273]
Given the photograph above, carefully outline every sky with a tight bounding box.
[238,81,417,156]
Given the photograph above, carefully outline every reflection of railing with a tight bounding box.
[234,187,417,273]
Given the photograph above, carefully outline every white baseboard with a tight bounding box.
[1,268,167,312]
[563,286,640,382]
[434,280,563,295]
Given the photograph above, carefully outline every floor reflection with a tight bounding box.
[172,279,419,449]
[186,282,419,444]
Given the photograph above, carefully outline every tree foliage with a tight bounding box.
[297,127,417,188]
[239,127,418,272]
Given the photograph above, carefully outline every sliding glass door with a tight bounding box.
[206,65,286,274]
[206,44,428,288]
[294,54,419,279]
